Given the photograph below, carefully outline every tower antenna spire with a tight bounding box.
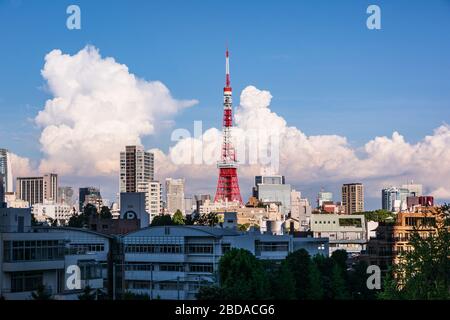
[225,47,231,88]
[215,47,243,205]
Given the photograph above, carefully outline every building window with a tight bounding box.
[10,271,43,293]
[185,244,213,254]
[159,282,183,291]
[255,241,289,252]
[68,243,105,254]
[125,244,182,254]
[125,262,154,271]
[338,218,362,228]
[189,263,214,273]
[221,243,231,254]
[159,264,184,272]
[3,240,65,262]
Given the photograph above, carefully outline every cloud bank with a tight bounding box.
[155,85,450,200]
[35,46,197,175]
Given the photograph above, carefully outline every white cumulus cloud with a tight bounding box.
[155,85,450,201]
[35,46,197,176]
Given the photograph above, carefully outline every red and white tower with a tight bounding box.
[214,49,243,204]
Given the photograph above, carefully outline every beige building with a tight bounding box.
[16,174,58,206]
[342,183,364,214]
[363,207,444,272]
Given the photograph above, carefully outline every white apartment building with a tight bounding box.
[120,146,154,213]
[148,181,162,221]
[310,214,367,256]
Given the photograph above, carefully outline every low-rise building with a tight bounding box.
[0,207,113,300]
[362,207,443,273]
[32,201,75,226]
[121,224,328,300]
[310,214,367,256]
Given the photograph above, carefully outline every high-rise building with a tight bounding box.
[148,181,162,221]
[317,190,333,208]
[0,148,13,193]
[214,49,243,204]
[16,174,58,206]
[253,175,291,215]
[165,178,185,215]
[43,173,58,203]
[79,187,101,211]
[120,145,154,212]
[58,186,75,207]
[342,183,364,214]
[382,187,410,212]
[402,183,423,197]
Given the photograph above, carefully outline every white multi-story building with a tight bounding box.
[120,145,154,213]
[148,181,162,221]
[32,201,74,226]
[310,214,367,256]
[165,178,185,215]
[0,148,13,194]
[289,190,312,231]
[4,193,29,208]
[253,175,291,215]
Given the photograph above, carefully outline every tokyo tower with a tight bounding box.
[214,49,243,204]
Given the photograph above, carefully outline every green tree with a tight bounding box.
[268,261,296,300]
[78,286,96,300]
[196,286,224,300]
[284,249,312,299]
[219,249,270,299]
[197,212,220,227]
[99,206,112,219]
[348,260,377,300]
[151,215,174,226]
[31,284,52,300]
[307,261,324,300]
[238,223,250,231]
[84,203,98,216]
[331,264,350,299]
[359,209,395,222]
[122,291,151,300]
[331,250,348,272]
[172,210,185,225]
[379,204,450,300]
[312,254,335,299]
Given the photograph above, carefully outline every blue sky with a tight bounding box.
[0,0,450,207]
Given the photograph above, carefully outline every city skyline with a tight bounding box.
[0,1,450,209]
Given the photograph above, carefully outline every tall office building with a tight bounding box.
[165,178,185,215]
[148,181,162,221]
[253,175,291,215]
[16,174,58,206]
[79,187,102,211]
[120,145,154,212]
[342,183,364,214]
[382,183,423,212]
[0,148,13,193]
